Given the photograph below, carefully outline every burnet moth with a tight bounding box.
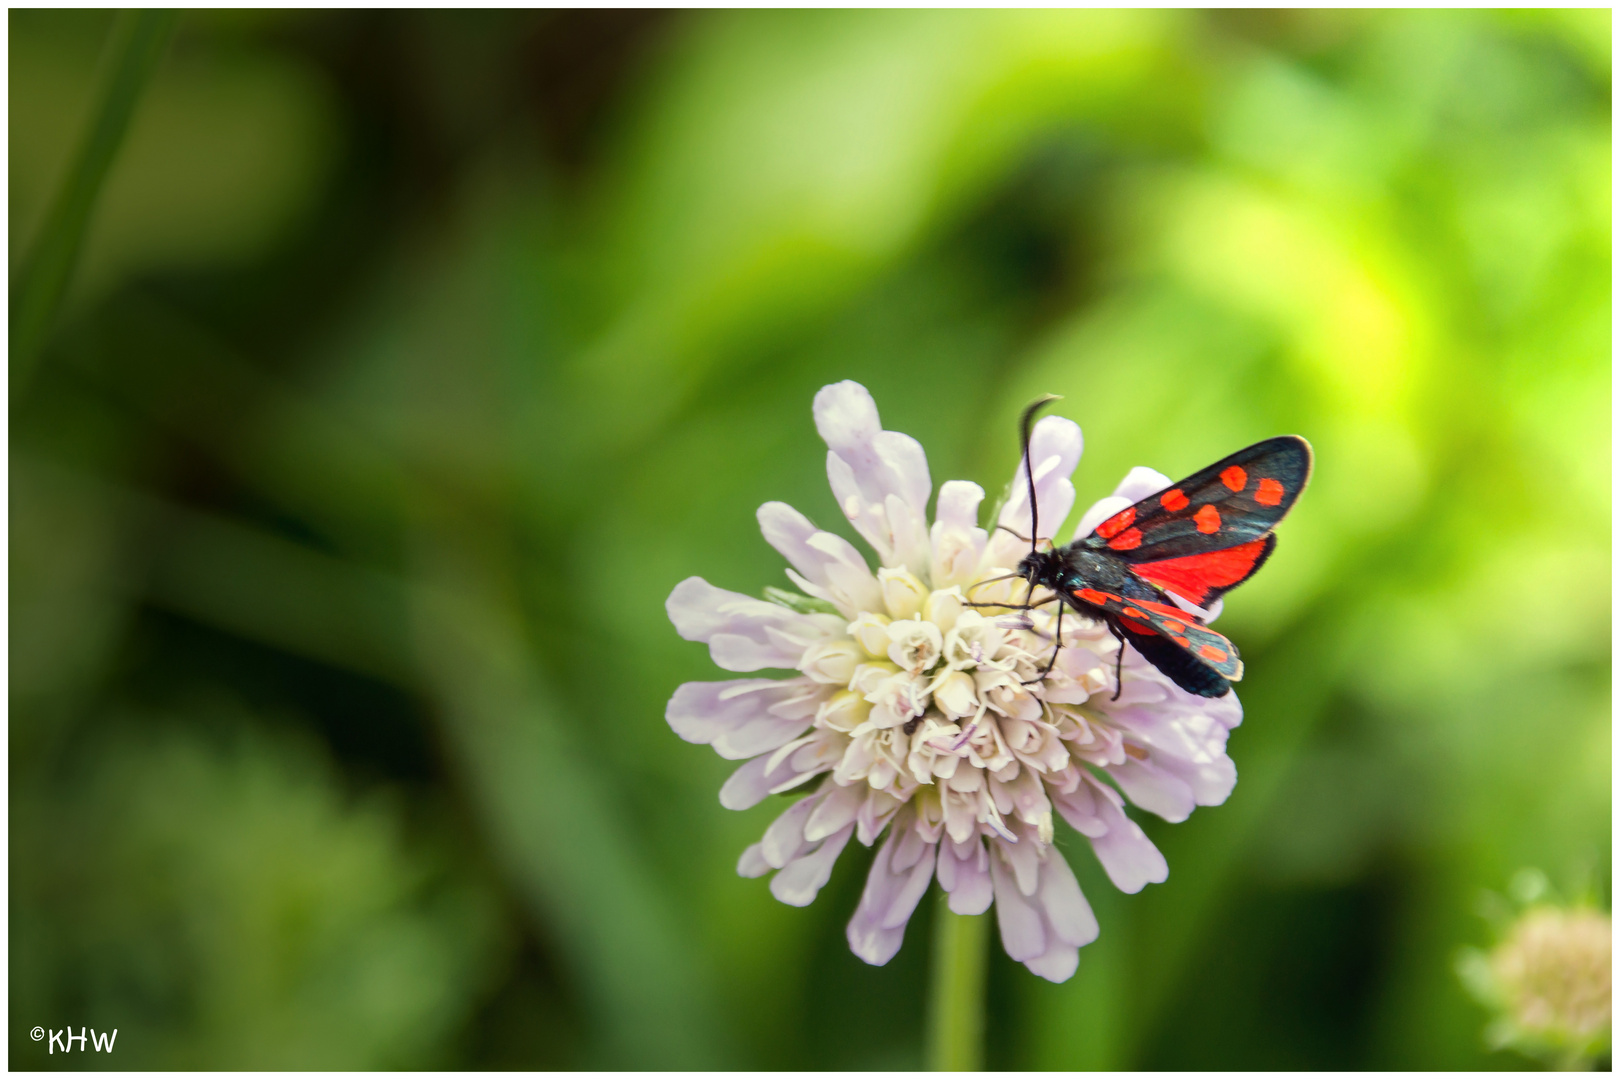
[981,396,1312,699]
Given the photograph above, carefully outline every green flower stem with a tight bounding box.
[11,9,177,391]
[927,892,989,1071]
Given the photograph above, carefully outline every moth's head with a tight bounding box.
[1015,541,1060,586]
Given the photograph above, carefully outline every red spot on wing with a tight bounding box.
[1160,488,1189,512]
[1199,644,1228,662]
[1075,588,1110,605]
[1162,619,1186,633]
[1107,528,1143,551]
[1255,478,1285,506]
[1119,617,1154,635]
[1194,505,1222,533]
[1129,538,1270,606]
[1221,466,1247,492]
[1123,606,1147,619]
[1095,506,1134,539]
[1171,635,1190,647]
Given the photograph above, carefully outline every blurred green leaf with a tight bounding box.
[10,10,174,388]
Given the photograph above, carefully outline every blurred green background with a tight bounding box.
[9,9,1610,1070]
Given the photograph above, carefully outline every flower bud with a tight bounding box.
[800,639,862,685]
[816,690,871,733]
[923,588,965,633]
[850,661,902,697]
[847,612,893,658]
[933,669,979,719]
[944,610,1006,670]
[887,617,944,673]
[879,566,928,620]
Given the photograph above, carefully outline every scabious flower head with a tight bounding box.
[666,381,1242,981]
[1459,888,1611,1066]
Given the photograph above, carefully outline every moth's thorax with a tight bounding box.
[1018,544,1159,603]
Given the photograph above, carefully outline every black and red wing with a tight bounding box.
[1120,625,1231,698]
[1068,588,1243,684]
[1081,436,1311,606]
[1126,534,1276,608]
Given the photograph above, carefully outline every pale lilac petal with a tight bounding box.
[991,845,1095,982]
[930,481,990,589]
[1023,943,1080,983]
[805,782,865,842]
[813,382,931,512]
[1023,854,1092,982]
[1198,688,1245,731]
[771,824,855,906]
[1084,780,1169,894]
[889,821,929,871]
[720,734,840,811]
[1051,780,1104,837]
[1108,699,1240,809]
[713,715,817,759]
[1000,824,1043,895]
[846,906,907,966]
[1040,643,1109,705]
[719,757,773,810]
[855,790,905,846]
[1160,751,1237,808]
[1036,854,1098,949]
[852,819,937,923]
[986,415,1083,568]
[706,633,790,672]
[666,678,825,760]
[761,794,822,868]
[937,838,992,915]
[1122,704,1235,773]
[934,480,985,533]
[812,380,883,455]
[881,842,937,930]
[814,381,932,573]
[667,576,843,671]
[989,847,1045,961]
[1107,757,1197,822]
[738,843,770,878]
[757,502,883,616]
[768,733,846,794]
[847,819,936,964]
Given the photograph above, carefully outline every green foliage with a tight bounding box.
[9,9,1609,1069]
[11,717,499,1069]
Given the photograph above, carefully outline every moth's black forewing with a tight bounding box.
[1083,435,1312,562]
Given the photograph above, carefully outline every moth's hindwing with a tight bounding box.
[1070,588,1242,682]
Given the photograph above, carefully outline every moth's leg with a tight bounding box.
[1110,621,1127,702]
[1023,602,1065,685]
[964,587,1058,613]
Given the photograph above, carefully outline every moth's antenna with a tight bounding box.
[1017,394,1062,554]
